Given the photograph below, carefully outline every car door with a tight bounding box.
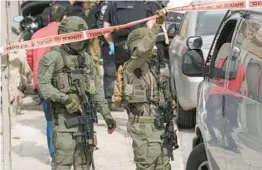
[199,16,240,169]
[223,13,262,170]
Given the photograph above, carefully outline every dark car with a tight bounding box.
[182,9,262,170]
[13,1,51,40]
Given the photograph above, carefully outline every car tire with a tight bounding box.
[186,143,209,170]
[176,99,196,129]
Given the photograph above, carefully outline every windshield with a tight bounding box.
[195,10,227,36]
[166,12,184,23]
[165,12,184,30]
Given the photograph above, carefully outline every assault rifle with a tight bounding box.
[159,73,179,161]
[64,55,98,170]
[161,99,179,161]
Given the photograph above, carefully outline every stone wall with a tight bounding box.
[1,0,33,115]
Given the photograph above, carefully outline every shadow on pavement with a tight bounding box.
[16,115,46,134]
[20,95,42,111]
[12,141,49,165]
[21,104,42,111]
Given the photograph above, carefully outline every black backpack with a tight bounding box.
[87,2,103,29]
[96,2,108,29]
[110,1,151,45]
[66,5,85,18]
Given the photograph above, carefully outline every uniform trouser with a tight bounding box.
[101,44,116,100]
[53,131,92,170]
[127,119,171,170]
[39,95,54,160]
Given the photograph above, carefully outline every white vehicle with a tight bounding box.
[169,10,227,128]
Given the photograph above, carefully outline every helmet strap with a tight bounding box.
[62,44,79,55]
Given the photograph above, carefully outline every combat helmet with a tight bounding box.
[59,16,88,52]
[126,27,150,54]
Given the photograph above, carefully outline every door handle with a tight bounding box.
[222,95,225,118]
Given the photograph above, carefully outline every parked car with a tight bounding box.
[12,1,51,40]
[183,9,262,170]
[169,10,227,128]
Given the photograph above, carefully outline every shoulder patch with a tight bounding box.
[40,57,50,65]
[40,50,60,66]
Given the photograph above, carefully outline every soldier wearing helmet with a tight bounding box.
[123,9,173,170]
[37,16,116,170]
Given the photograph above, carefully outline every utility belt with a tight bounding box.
[129,115,155,123]
[124,84,159,104]
[129,114,164,129]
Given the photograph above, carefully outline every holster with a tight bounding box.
[64,116,85,129]
[52,106,59,126]
[46,103,52,121]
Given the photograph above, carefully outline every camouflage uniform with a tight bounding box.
[37,16,116,170]
[123,19,171,169]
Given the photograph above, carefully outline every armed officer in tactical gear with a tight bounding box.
[123,9,176,170]
[37,16,116,170]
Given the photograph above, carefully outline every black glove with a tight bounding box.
[104,114,116,131]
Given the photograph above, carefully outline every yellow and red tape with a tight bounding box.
[1,0,262,54]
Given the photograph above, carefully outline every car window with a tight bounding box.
[165,12,184,33]
[207,18,238,90]
[195,10,227,36]
[246,58,262,101]
[166,12,184,23]
[210,19,237,69]
[235,19,262,58]
[234,16,262,101]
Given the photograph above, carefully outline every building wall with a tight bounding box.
[0,1,22,170]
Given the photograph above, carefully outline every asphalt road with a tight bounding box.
[4,95,195,170]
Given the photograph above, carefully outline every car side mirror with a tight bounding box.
[13,15,24,23]
[182,50,205,77]
[186,36,203,50]
[167,23,179,38]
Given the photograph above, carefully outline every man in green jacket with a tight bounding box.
[37,16,116,170]
[123,9,172,170]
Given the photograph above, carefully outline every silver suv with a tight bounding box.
[169,10,226,128]
[183,9,262,170]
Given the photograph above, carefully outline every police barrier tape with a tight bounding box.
[249,0,262,7]
[0,0,255,54]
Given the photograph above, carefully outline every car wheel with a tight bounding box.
[176,99,196,128]
[186,143,209,170]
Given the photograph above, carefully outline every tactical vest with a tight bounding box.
[52,48,95,105]
[122,63,160,105]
